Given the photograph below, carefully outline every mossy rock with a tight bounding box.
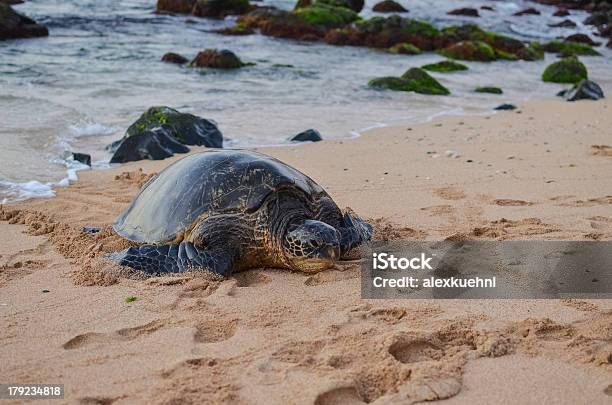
[542,56,588,84]
[356,16,439,38]
[422,60,468,72]
[368,76,414,91]
[125,106,223,146]
[317,0,364,13]
[439,40,496,62]
[192,0,251,17]
[532,40,601,57]
[401,68,450,95]
[475,86,503,94]
[388,43,421,55]
[294,4,358,28]
[216,22,254,35]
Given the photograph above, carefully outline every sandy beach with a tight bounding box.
[1,96,611,404]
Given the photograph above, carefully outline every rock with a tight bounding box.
[542,56,588,84]
[72,152,92,166]
[514,8,540,16]
[161,52,189,64]
[372,1,407,13]
[1,1,25,5]
[562,79,604,101]
[317,0,364,13]
[421,60,467,73]
[533,40,600,56]
[475,86,503,94]
[368,68,451,95]
[156,0,196,14]
[192,0,251,18]
[584,10,611,26]
[447,8,479,17]
[293,4,359,28]
[110,127,191,163]
[388,42,420,54]
[439,40,496,62]
[553,9,569,17]
[327,15,440,49]
[564,33,600,46]
[400,68,449,95]
[216,22,255,35]
[548,19,576,28]
[0,3,49,40]
[108,106,223,163]
[368,76,413,91]
[242,8,325,41]
[82,227,101,234]
[481,6,494,11]
[494,103,516,111]
[290,129,323,142]
[190,49,246,69]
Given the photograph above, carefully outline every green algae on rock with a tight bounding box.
[439,40,496,62]
[542,56,588,84]
[532,40,601,57]
[475,86,503,94]
[388,43,421,55]
[368,68,449,95]
[294,4,359,28]
[422,60,468,72]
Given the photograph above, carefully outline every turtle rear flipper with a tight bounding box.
[107,242,234,276]
[339,212,373,258]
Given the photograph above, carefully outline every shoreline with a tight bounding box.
[1,96,611,404]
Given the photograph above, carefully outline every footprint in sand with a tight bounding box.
[62,319,167,350]
[605,384,612,396]
[433,187,466,201]
[314,386,366,405]
[492,199,533,206]
[234,271,272,287]
[388,338,444,364]
[193,318,238,343]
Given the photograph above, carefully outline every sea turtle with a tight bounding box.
[108,150,373,276]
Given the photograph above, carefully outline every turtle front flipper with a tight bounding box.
[339,212,373,258]
[107,242,234,276]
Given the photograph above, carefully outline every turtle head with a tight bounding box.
[283,220,340,273]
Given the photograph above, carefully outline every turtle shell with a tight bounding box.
[113,150,328,244]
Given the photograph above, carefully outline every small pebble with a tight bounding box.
[42,290,50,293]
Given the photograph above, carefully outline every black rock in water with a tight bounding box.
[548,19,576,28]
[108,106,223,163]
[110,126,190,163]
[494,103,517,111]
[290,129,323,142]
[563,79,605,101]
[0,3,49,40]
[72,152,91,166]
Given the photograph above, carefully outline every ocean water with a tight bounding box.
[1,0,611,203]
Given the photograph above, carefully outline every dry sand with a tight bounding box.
[1,98,611,404]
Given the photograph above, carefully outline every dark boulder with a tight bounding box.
[564,33,600,46]
[161,52,189,64]
[368,68,450,95]
[584,10,611,26]
[72,152,92,166]
[156,0,196,14]
[475,86,503,94]
[562,79,604,101]
[0,3,49,40]
[110,127,190,164]
[190,49,246,69]
[548,19,576,28]
[317,0,364,13]
[553,9,569,17]
[494,103,516,111]
[109,106,223,163]
[192,0,251,18]
[372,1,407,13]
[514,8,540,16]
[440,40,496,62]
[447,8,479,17]
[290,129,323,142]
